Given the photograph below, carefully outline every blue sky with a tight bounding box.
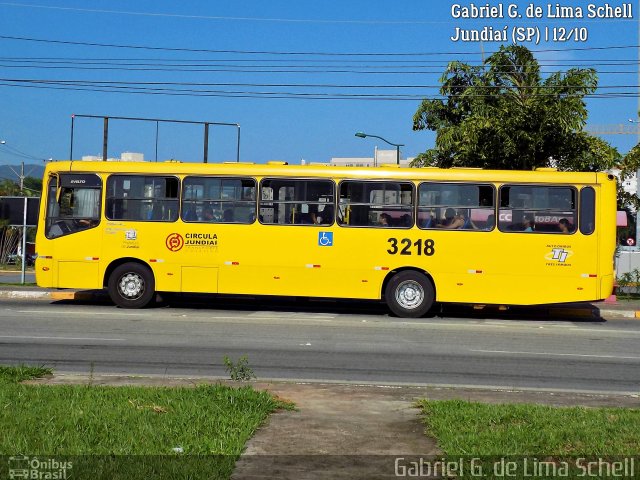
[0,0,638,167]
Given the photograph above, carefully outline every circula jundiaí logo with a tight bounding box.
[166,233,184,252]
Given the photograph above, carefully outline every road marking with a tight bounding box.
[0,335,125,342]
[248,311,336,319]
[471,349,640,361]
[16,310,147,317]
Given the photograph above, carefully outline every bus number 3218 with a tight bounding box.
[387,238,435,256]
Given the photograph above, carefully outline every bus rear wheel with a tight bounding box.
[108,262,155,308]
[385,271,434,318]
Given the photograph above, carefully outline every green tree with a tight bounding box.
[0,179,20,196]
[23,176,42,196]
[412,44,614,172]
[0,177,41,197]
[616,145,640,211]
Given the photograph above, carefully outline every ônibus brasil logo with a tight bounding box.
[166,233,184,252]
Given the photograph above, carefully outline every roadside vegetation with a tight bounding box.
[418,399,640,479]
[0,365,292,479]
[616,267,640,299]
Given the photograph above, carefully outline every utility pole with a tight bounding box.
[6,161,25,194]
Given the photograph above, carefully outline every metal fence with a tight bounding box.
[0,196,40,283]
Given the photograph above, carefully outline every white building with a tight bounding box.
[610,168,637,196]
[330,148,413,167]
[81,152,145,162]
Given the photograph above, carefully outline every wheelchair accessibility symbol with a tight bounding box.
[318,231,333,247]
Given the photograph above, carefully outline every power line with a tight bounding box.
[0,63,635,76]
[1,56,638,65]
[1,58,638,67]
[0,142,47,161]
[1,78,636,91]
[0,80,636,101]
[1,34,639,57]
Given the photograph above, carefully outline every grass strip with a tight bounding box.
[417,400,640,479]
[0,364,52,383]
[419,399,640,455]
[0,366,292,479]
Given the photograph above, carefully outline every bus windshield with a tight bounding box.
[45,174,102,238]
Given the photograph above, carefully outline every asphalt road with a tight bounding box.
[0,271,35,284]
[1,297,639,394]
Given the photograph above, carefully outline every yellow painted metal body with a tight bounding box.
[35,161,617,306]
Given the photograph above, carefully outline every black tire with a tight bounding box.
[385,271,434,318]
[108,262,155,308]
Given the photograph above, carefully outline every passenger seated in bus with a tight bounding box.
[439,208,464,229]
[223,209,234,222]
[558,218,572,233]
[483,214,495,231]
[202,207,214,222]
[182,206,198,222]
[400,213,412,227]
[312,205,334,225]
[378,213,392,227]
[523,214,535,232]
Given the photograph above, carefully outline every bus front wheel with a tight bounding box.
[108,262,155,308]
[385,271,434,318]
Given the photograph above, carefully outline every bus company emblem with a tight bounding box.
[166,233,184,252]
[545,247,573,264]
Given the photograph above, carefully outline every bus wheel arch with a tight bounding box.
[105,259,156,309]
[382,268,436,318]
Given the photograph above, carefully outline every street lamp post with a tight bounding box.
[355,132,404,165]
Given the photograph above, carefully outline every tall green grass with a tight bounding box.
[418,399,640,479]
[0,366,291,479]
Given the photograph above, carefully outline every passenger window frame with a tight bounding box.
[105,174,180,223]
[181,175,257,224]
[336,179,415,229]
[258,177,336,226]
[417,181,496,232]
[497,184,578,234]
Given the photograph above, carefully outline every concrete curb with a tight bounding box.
[599,309,640,319]
[28,372,640,405]
[0,289,51,300]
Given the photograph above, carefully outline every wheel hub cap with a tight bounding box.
[396,280,424,310]
[119,273,144,299]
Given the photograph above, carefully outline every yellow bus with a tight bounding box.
[35,161,616,318]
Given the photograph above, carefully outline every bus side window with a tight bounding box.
[418,182,494,231]
[106,175,179,222]
[580,187,595,235]
[260,178,335,226]
[338,180,413,228]
[498,185,576,234]
[182,176,256,224]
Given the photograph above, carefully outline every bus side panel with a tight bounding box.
[181,266,218,293]
[49,228,104,289]
[101,222,186,293]
[596,174,617,299]
[35,176,54,288]
[217,225,379,299]
[35,256,54,287]
[427,229,599,305]
[58,261,101,289]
